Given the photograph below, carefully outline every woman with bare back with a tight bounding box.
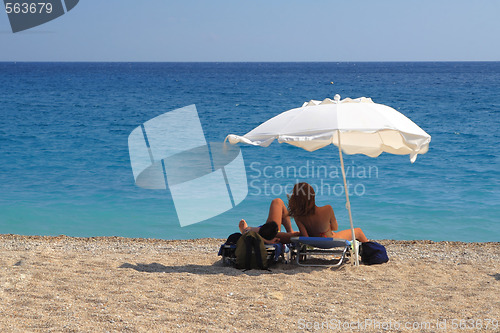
[239,182,368,243]
[288,182,368,242]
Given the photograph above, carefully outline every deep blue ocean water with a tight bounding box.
[0,62,498,242]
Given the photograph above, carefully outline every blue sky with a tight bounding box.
[1,0,499,61]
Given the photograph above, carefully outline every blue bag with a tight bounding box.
[360,241,389,265]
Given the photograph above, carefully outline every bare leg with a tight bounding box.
[238,219,259,234]
[265,198,300,243]
[238,218,299,244]
[238,219,249,233]
[333,228,368,243]
[266,198,294,232]
[237,198,299,243]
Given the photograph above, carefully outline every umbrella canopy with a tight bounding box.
[227,95,430,162]
[226,95,431,266]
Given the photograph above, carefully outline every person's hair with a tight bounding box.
[287,182,316,217]
[258,221,278,240]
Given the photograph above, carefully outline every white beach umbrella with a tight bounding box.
[226,95,431,266]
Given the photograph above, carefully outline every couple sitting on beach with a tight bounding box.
[239,182,368,244]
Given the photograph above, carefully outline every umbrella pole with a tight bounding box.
[336,131,360,266]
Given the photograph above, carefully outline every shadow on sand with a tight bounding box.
[119,260,345,276]
[490,273,500,281]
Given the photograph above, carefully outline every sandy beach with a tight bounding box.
[0,234,498,332]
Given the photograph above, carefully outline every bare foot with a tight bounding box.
[238,219,248,233]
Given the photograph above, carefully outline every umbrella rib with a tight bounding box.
[278,106,310,138]
[376,130,385,148]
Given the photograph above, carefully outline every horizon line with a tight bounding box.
[1,60,500,63]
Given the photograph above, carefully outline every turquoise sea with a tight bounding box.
[0,62,498,242]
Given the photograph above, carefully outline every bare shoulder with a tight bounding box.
[316,205,334,216]
[317,205,334,212]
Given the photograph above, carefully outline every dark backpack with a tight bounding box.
[235,231,268,270]
[360,241,389,265]
[225,232,242,245]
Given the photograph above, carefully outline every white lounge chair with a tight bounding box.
[290,237,352,267]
